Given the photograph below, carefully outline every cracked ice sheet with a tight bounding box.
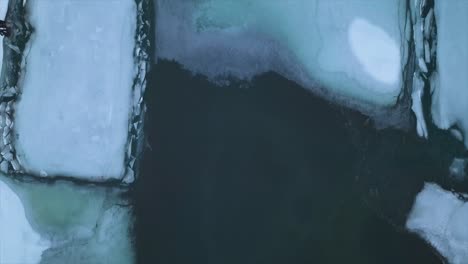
[157,0,407,106]
[406,183,468,264]
[432,1,468,148]
[0,174,135,264]
[14,0,136,181]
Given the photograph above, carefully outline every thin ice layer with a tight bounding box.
[2,174,135,264]
[406,183,468,264]
[157,0,408,105]
[432,1,468,147]
[15,0,136,180]
[0,177,49,264]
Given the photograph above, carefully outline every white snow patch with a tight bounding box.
[0,177,49,264]
[407,183,468,264]
[411,73,428,138]
[348,18,400,86]
[15,0,137,181]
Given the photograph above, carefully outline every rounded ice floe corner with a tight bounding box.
[406,183,468,264]
[123,167,135,184]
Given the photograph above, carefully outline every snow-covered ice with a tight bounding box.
[0,176,49,264]
[14,0,137,181]
[431,0,468,148]
[157,0,408,106]
[0,174,134,263]
[407,183,468,264]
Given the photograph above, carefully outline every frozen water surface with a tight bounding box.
[14,0,137,181]
[157,0,407,106]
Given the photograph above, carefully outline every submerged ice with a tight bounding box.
[0,177,49,264]
[0,174,134,264]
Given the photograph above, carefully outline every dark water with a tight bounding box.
[132,60,447,264]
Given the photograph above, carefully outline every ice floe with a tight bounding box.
[411,73,428,139]
[407,183,468,264]
[431,0,468,148]
[13,0,141,182]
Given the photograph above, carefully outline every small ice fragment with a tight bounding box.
[411,73,428,138]
[449,158,467,181]
[424,8,434,39]
[5,114,12,127]
[451,128,464,142]
[2,87,17,97]
[3,152,13,161]
[1,147,9,156]
[10,159,20,170]
[424,41,430,63]
[0,160,9,173]
[418,57,428,73]
[0,102,6,113]
[123,168,134,184]
[3,125,10,138]
[7,43,21,54]
[5,101,12,113]
[420,0,427,15]
[413,15,424,59]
